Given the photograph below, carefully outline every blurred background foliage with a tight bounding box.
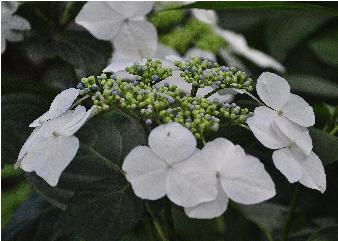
[1,1,338,241]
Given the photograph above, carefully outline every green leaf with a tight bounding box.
[307,226,338,241]
[25,109,147,209]
[1,94,49,167]
[309,128,338,166]
[237,202,287,240]
[59,178,144,241]
[309,29,338,68]
[24,30,111,75]
[170,2,338,16]
[2,193,80,241]
[264,12,332,61]
[1,181,31,228]
[286,74,338,100]
[171,206,220,241]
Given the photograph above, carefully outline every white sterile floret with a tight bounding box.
[16,105,96,186]
[1,2,31,53]
[122,123,218,207]
[246,72,326,192]
[76,1,157,67]
[29,88,80,127]
[255,72,315,127]
[185,138,276,219]
[273,147,326,193]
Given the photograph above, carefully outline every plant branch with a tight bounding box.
[146,203,170,241]
[280,184,302,241]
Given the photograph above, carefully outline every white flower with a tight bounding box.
[29,88,80,127]
[246,72,326,192]
[76,1,157,69]
[185,138,276,219]
[191,8,284,72]
[122,123,218,207]
[272,147,326,193]
[16,97,97,186]
[1,2,30,53]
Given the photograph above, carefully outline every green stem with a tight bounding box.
[146,203,170,241]
[164,199,176,241]
[280,185,302,241]
[191,85,198,97]
[329,125,338,136]
[242,90,264,106]
[216,216,225,239]
[60,2,76,26]
[203,87,221,99]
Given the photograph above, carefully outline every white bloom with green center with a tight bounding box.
[30,88,80,127]
[76,1,157,71]
[1,2,30,53]
[246,72,326,193]
[122,123,218,208]
[16,104,97,187]
[185,138,276,219]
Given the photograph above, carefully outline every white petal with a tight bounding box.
[166,151,218,207]
[219,146,276,204]
[192,9,218,26]
[185,48,216,60]
[274,116,312,155]
[113,20,157,59]
[246,106,290,149]
[122,146,168,200]
[108,1,153,19]
[29,88,80,127]
[256,72,290,110]
[148,123,197,164]
[184,183,229,219]
[103,58,135,73]
[59,106,97,136]
[272,148,303,183]
[201,138,237,171]
[16,127,42,165]
[155,43,179,59]
[298,151,326,193]
[38,106,87,137]
[21,136,79,186]
[75,1,124,41]
[236,48,285,73]
[159,70,192,94]
[282,94,315,127]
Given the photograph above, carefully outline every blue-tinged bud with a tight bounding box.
[77,83,83,89]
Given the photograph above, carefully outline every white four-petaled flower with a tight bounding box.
[16,88,96,186]
[123,123,218,207]
[123,123,276,218]
[185,138,276,219]
[75,1,158,73]
[246,72,326,193]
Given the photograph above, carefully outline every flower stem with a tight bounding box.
[191,85,198,97]
[216,216,225,239]
[242,90,264,106]
[164,199,176,241]
[146,203,170,241]
[280,184,302,241]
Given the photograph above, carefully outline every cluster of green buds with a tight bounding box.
[203,66,254,92]
[125,59,172,86]
[76,58,254,141]
[175,57,219,89]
